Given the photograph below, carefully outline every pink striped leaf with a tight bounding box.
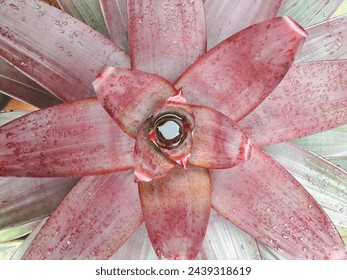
[278,0,344,27]
[99,0,128,51]
[138,165,211,260]
[128,0,206,82]
[93,67,175,138]
[0,59,61,108]
[0,98,134,177]
[239,60,347,146]
[175,17,307,122]
[264,143,347,228]
[211,146,347,259]
[111,223,157,260]
[0,177,79,229]
[189,105,252,169]
[0,0,129,102]
[204,0,282,49]
[201,210,261,260]
[22,172,143,259]
[296,15,347,63]
[57,0,109,37]
[133,119,175,183]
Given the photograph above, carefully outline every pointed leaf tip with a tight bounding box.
[175,16,307,122]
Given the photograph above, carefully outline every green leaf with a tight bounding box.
[57,0,109,37]
[264,143,347,228]
[278,0,344,27]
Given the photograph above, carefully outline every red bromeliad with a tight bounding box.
[0,0,346,260]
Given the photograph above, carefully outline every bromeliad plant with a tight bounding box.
[0,0,347,259]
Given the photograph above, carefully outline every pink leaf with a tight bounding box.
[296,15,347,63]
[99,0,128,51]
[0,177,79,229]
[0,98,134,177]
[211,146,347,259]
[138,165,211,260]
[189,105,251,169]
[0,58,61,108]
[175,17,307,122]
[0,0,129,101]
[204,0,282,49]
[93,67,176,138]
[128,0,206,82]
[22,172,143,259]
[133,119,175,183]
[239,60,347,146]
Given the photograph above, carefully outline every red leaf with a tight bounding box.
[175,17,307,122]
[0,98,134,177]
[23,172,143,259]
[128,0,206,82]
[211,146,347,259]
[138,165,211,259]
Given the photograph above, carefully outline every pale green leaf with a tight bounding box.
[278,0,343,27]
[264,143,347,228]
[57,0,109,37]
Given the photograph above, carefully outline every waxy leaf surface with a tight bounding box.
[0,98,134,177]
[128,0,206,82]
[239,60,347,146]
[175,17,307,122]
[0,0,129,101]
[204,0,282,49]
[139,165,211,260]
[212,146,347,259]
[99,0,128,51]
[0,59,60,108]
[93,67,175,138]
[189,106,252,169]
[23,172,143,259]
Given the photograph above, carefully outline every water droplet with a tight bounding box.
[9,3,19,10]
[6,132,17,139]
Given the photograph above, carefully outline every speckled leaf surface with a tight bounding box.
[239,60,347,146]
[189,106,252,169]
[128,0,206,83]
[204,0,282,49]
[264,143,347,228]
[93,67,175,138]
[0,98,134,177]
[175,17,307,122]
[0,0,129,101]
[211,146,347,259]
[138,165,211,260]
[22,172,143,259]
